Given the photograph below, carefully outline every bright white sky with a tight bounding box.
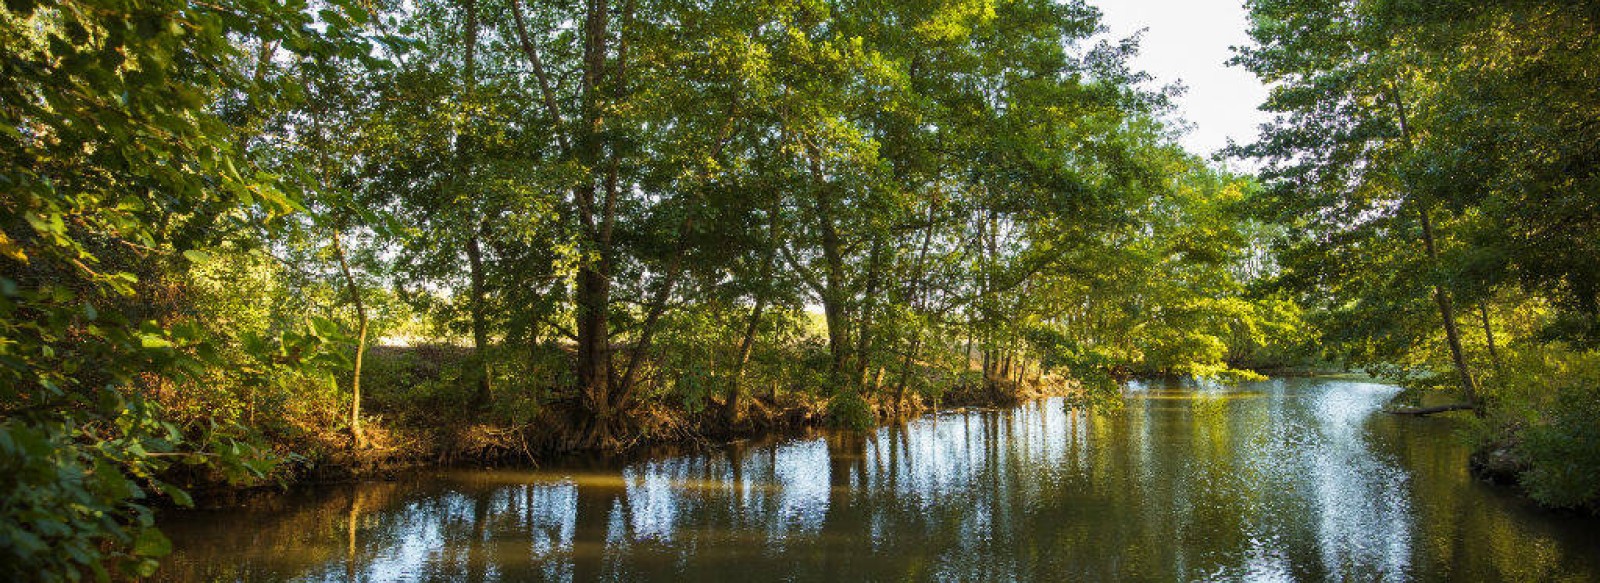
[1091,0,1270,161]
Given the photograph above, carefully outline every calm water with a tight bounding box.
[157,379,1600,581]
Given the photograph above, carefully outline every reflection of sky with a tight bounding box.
[311,483,586,582]
[878,412,992,508]
[524,483,578,556]
[1223,381,1411,581]
[1307,383,1411,579]
[625,461,694,542]
[769,439,828,536]
[159,379,1600,582]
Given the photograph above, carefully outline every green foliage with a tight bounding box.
[1472,343,1600,509]
[1,0,1334,576]
[0,408,177,582]
[1234,0,1600,507]
[1518,387,1600,509]
[826,390,875,431]
[0,0,373,577]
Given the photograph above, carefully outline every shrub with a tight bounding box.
[826,390,874,430]
[1516,387,1600,509]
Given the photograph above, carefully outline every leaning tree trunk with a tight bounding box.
[1480,302,1504,378]
[726,206,781,424]
[1391,84,1481,411]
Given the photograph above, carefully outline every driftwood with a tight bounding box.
[1383,403,1476,416]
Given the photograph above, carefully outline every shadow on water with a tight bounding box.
[156,378,1600,582]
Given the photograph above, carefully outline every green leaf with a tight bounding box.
[139,334,173,349]
[132,528,172,557]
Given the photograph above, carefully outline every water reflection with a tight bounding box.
[158,379,1600,582]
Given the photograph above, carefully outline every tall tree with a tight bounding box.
[1232,0,1484,408]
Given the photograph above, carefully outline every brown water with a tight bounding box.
[156,378,1600,581]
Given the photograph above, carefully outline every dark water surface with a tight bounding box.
[157,379,1600,581]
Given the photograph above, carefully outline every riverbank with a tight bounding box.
[1372,379,1600,515]
[171,371,1074,507]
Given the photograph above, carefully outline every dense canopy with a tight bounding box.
[2,0,1597,578]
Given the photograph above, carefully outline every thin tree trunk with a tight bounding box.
[854,237,884,390]
[726,206,781,424]
[508,0,568,151]
[332,229,368,448]
[466,233,492,406]
[312,87,366,447]
[894,201,938,407]
[1391,84,1481,410]
[616,239,686,395]
[726,293,768,423]
[618,76,743,406]
[1480,302,1504,376]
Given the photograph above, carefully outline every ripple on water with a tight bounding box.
[155,378,1600,582]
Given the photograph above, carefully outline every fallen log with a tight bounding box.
[1383,403,1476,416]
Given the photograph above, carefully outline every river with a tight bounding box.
[155,378,1600,581]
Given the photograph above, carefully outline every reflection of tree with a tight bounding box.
[158,384,1600,582]
[157,481,406,581]
[727,440,746,525]
[572,469,619,582]
[1369,407,1600,580]
[464,488,492,583]
[821,431,866,572]
[346,489,361,582]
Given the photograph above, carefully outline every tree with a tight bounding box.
[0,0,371,577]
[1231,0,1486,408]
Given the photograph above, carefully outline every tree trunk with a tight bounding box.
[725,294,768,424]
[893,200,938,408]
[574,240,613,427]
[459,0,492,409]
[315,91,365,448]
[854,237,884,390]
[1417,206,1480,409]
[616,236,686,396]
[572,0,616,440]
[1480,302,1503,377]
[808,150,851,389]
[1391,84,1481,411]
[332,229,367,449]
[1384,402,1476,416]
[726,207,781,424]
[466,233,492,407]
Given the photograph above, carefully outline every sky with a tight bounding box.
[1091,0,1271,161]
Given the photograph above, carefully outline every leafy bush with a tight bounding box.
[826,390,874,430]
[1517,388,1600,508]
[1472,343,1600,508]
[0,413,174,581]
